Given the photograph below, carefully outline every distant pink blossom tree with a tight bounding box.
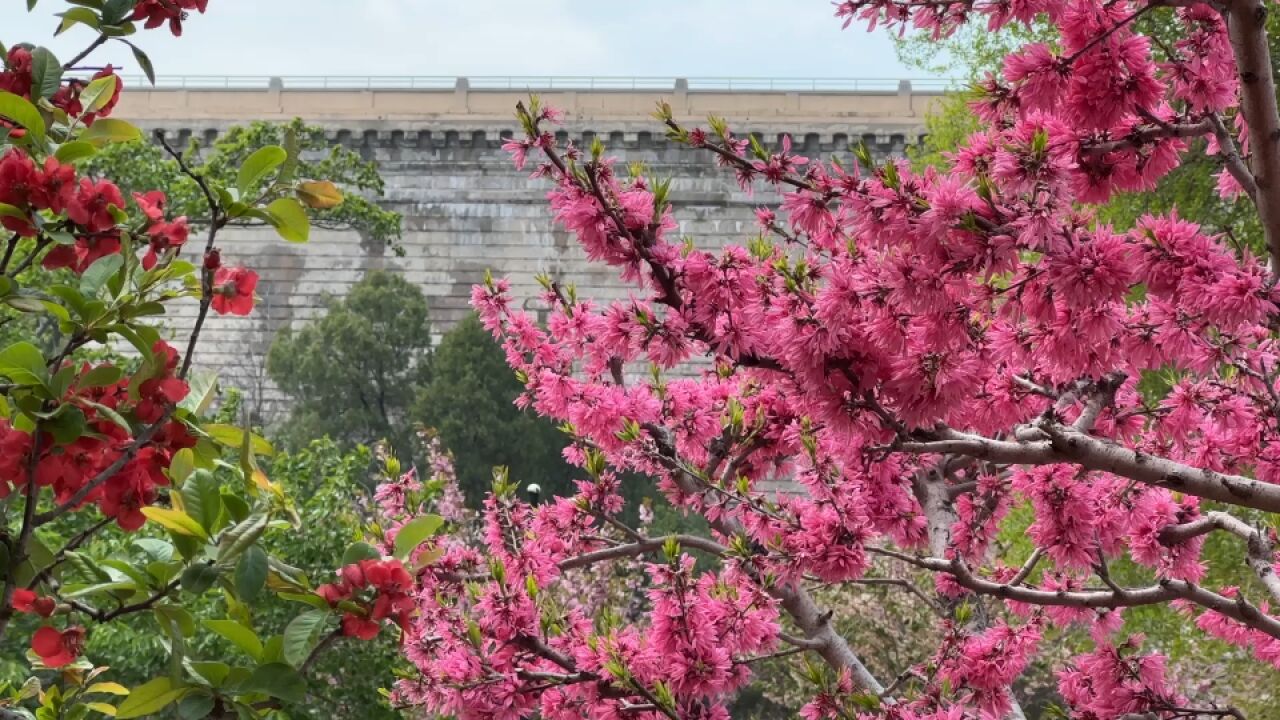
[379,1,1280,717]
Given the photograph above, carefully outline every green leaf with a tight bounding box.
[278,592,330,611]
[81,118,142,147]
[220,490,249,523]
[176,692,214,720]
[202,424,273,456]
[55,140,97,164]
[267,556,309,590]
[133,538,175,562]
[234,546,268,602]
[236,145,287,195]
[47,406,87,444]
[57,8,101,35]
[178,371,218,416]
[265,197,310,243]
[180,563,219,595]
[169,448,195,485]
[283,610,330,667]
[393,514,444,559]
[154,604,196,637]
[141,507,209,539]
[85,702,118,716]
[186,661,230,687]
[77,364,123,389]
[101,0,133,25]
[65,551,113,583]
[203,619,263,661]
[78,74,118,115]
[243,663,305,704]
[62,580,136,599]
[341,541,382,566]
[5,294,49,313]
[0,91,45,144]
[30,47,62,100]
[216,513,269,563]
[122,40,155,86]
[115,677,185,719]
[81,400,131,433]
[0,341,49,387]
[80,253,124,297]
[180,469,220,531]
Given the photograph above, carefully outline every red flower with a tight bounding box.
[340,562,368,589]
[31,625,85,668]
[99,448,168,531]
[42,233,123,274]
[67,178,125,233]
[364,558,414,594]
[211,266,258,316]
[12,589,55,617]
[50,80,85,117]
[316,583,348,606]
[142,217,190,270]
[0,47,33,99]
[33,157,76,215]
[0,420,32,498]
[134,341,188,422]
[0,149,38,236]
[131,0,210,37]
[341,613,381,640]
[134,191,167,223]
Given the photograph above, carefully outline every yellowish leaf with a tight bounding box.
[140,507,208,540]
[295,180,343,209]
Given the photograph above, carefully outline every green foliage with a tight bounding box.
[894,21,1053,79]
[268,271,432,458]
[2,438,402,719]
[906,92,982,171]
[81,118,402,248]
[415,313,576,505]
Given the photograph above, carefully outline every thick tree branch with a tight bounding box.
[644,425,885,694]
[1208,112,1260,199]
[1161,511,1280,605]
[899,424,1280,514]
[1224,0,1280,272]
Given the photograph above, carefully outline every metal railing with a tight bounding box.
[97,74,960,92]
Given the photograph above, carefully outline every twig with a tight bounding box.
[62,34,108,70]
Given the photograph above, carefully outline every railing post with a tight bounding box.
[267,76,283,114]
[674,77,689,116]
[452,77,470,113]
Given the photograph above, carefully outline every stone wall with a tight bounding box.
[115,81,938,419]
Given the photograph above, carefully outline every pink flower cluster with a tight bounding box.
[390,1,1280,717]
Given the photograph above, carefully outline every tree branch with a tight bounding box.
[1224,0,1280,272]
[899,423,1280,514]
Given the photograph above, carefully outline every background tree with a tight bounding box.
[267,270,431,459]
[82,119,402,250]
[414,313,575,505]
[0,118,402,357]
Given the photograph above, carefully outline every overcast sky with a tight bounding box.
[7,1,920,81]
